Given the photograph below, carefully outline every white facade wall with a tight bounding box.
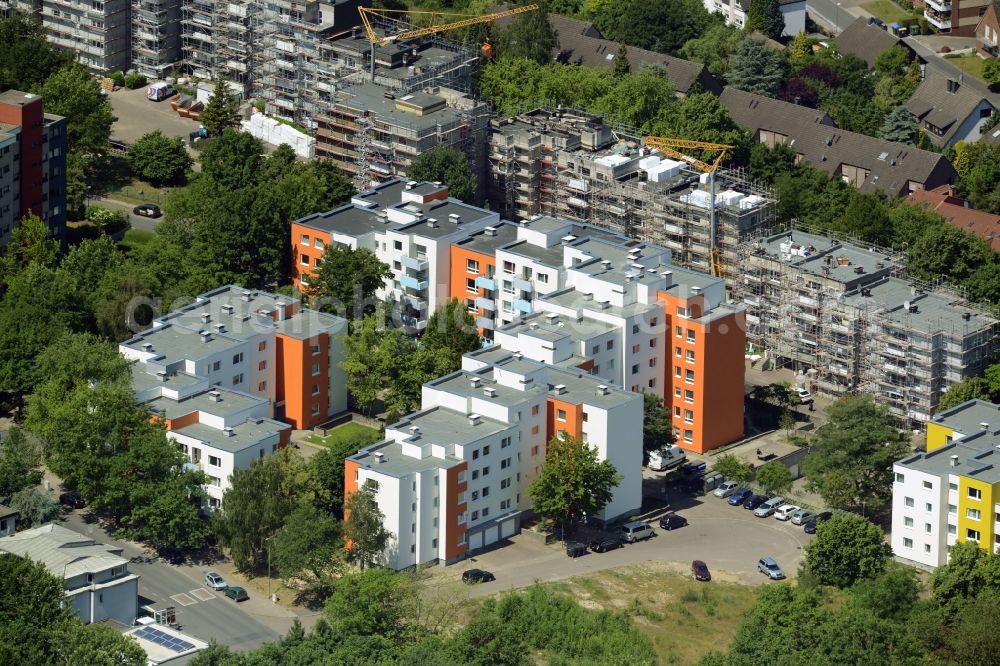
[582,399,643,522]
[65,572,138,625]
[356,469,406,569]
[892,463,949,568]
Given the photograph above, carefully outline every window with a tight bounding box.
[466,277,477,293]
[949,504,957,514]
[675,326,682,337]
[314,238,324,250]
[482,507,490,517]
[259,341,267,352]
[557,409,566,421]
[311,404,320,416]
[537,273,549,284]
[684,409,693,424]
[675,366,681,378]
[685,390,694,403]
[503,260,515,274]
[233,352,243,364]
[648,379,656,388]
[923,480,933,490]
[674,406,681,417]
[904,516,913,527]
[259,360,267,371]
[632,364,639,375]
[895,472,905,483]
[312,362,321,376]
[632,344,640,353]
[467,259,480,273]
[686,350,695,363]
[501,458,510,469]
[686,370,695,384]
[924,543,931,553]
[948,524,957,535]
[473,449,480,460]
[209,476,221,487]
[582,412,588,422]
[482,486,490,496]
[300,255,310,266]
[501,477,511,489]
[501,436,512,448]
[687,329,695,342]
[300,233,310,245]
[969,487,982,500]
[925,523,932,534]
[232,373,243,385]
[212,361,221,372]
[258,381,267,391]
[531,405,539,416]
[676,346,682,357]
[606,340,614,350]
[949,482,958,492]
[904,496,914,507]
[591,344,599,355]
[903,537,913,548]
[967,528,981,542]
[531,446,539,456]
[967,508,981,520]
[649,338,656,348]
[471,490,479,500]
[311,343,321,355]
[311,383,320,396]
[393,261,401,271]
[925,502,932,512]
[632,324,640,334]
[502,280,514,294]
[684,429,693,443]
[208,455,221,467]
[471,510,479,521]
[394,240,402,251]
[531,425,539,435]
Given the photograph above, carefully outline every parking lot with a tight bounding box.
[431,483,813,599]
[109,87,202,144]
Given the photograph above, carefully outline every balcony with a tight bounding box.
[475,297,496,311]
[924,0,951,11]
[513,277,533,292]
[401,255,427,271]
[476,316,495,331]
[513,299,532,313]
[399,275,428,291]
[475,276,496,291]
[924,9,951,29]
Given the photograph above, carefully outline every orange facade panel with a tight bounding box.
[443,463,469,561]
[275,332,330,430]
[450,245,495,336]
[546,397,583,442]
[291,223,330,292]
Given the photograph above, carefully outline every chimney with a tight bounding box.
[601,260,612,269]
[200,312,211,323]
[596,384,609,396]
[692,286,701,294]
[406,180,416,190]
[275,301,287,321]
[373,451,386,463]
[449,213,461,224]
[561,235,578,245]
[484,226,497,236]
[213,323,226,333]
[221,304,234,315]
[513,351,523,359]
[950,454,959,467]
[409,425,421,435]
[546,312,559,324]
[582,293,593,301]
[142,342,154,352]
[208,390,221,402]
[241,291,253,302]
[200,330,212,343]
[553,384,567,395]
[427,218,437,228]
[224,427,235,437]
[963,312,972,321]
[470,377,481,388]
[468,413,482,426]
[484,387,497,398]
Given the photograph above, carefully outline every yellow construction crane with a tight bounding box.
[644,136,733,279]
[357,4,540,80]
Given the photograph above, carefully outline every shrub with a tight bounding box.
[109,71,126,88]
[124,72,148,89]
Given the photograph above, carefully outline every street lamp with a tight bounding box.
[264,537,272,602]
[836,2,842,32]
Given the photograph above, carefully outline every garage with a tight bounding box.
[482,525,500,547]
[467,530,483,551]
[500,516,518,539]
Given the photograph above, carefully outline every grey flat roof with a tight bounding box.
[350,437,460,477]
[352,179,408,208]
[846,277,998,334]
[395,200,494,237]
[454,223,520,254]
[337,83,469,132]
[123,324,242,362]
[145,387,267,421]
[931,399,1000,435]
[428,369,545,407]
[131,366,203,394]
[545,365,635,408]
[296,203,398,237]
[755,230,897,286]
[501,311,619,341]
[0,524,127,579]
[274,310,347,340]
[539,287,660,319]
[501,240,564,266]
[898,433,1000,483]
[173,419,288,453]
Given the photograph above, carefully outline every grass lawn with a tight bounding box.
[545,562,758,665]
[107,178,178,206]
[861,0,911,24]
[121,228,156,248]
[944,52,986,81]
[306,421,382,448]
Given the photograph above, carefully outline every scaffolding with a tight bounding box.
[131,0,181,79]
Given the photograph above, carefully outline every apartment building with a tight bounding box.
[132,0,182,79]
[9,0,131,72]
[0,524,139,624]
[892,399,1000,569]
[0,90,67,246]
[738,230,999,425]
[701,0,805,37]
[292,180,499,333]
[924,0,993,34]
[345,346,643,570]
[315,83,488,190]
[487,108,774,288]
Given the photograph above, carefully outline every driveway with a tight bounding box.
[109,87,201,145]
[60,512,290,652]
[428,490,812,600]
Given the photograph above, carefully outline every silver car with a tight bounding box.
[790,509,816,525]
[204,572,227,590]
[758,557,786,580]
[713,480,740,498]
[753,496,786,518]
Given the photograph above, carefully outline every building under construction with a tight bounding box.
[736,229,999,426]
[486,108,775,287]
[315,83,488,191]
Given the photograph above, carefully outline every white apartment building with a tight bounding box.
[703,0,806,37]
[346,347,643,570]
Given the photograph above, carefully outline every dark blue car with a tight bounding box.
[681,461,707,477]
[743,494,768,510]
[728,488,752,505]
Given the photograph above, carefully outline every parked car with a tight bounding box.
[204,572,227,590]
[648,445,686,471]
[790,509,816,526]
[59,491,86,509]
[681,461,707,477]
[728,488,753,506]
[622,521,655,543]
[589,537,623,553]
[659,512,688,530]
[803,512,834,534]
[743,494,768,510]
[565,541,588,558]
[758,557,786,580]
[754,496,786,518]
[224,586,249,602]
[773,504,799,521]
[132,203,162,218]
[462,569,495,584]
[691,560,711,582]
[714,480,740,498]
[796,387,813,404]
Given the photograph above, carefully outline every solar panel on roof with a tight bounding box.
[134,626,195,653]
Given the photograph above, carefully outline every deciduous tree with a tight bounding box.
[756,460,793,495]
[271,503,344,588]
[494,1,557,65]
[339,315,401,416]
[0,427,43,503]
[712,453,752,483]
[306,245,391,320]
[803,513,892,588]
[129,130,192,186]
[0,13,70,91]
[38,63,115,156]
[421,299,480,369]
[745,0,785,40]
[642,391,674,455]
[406,144,478,203]
[344,482,393,570]
[8,486,60,527]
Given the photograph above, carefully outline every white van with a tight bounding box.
[648,445,686,471]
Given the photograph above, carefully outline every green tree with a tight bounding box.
[929,541,987,615]
[878,105,918,144]
[745,0,785,40]
[789,30,811,61]
[803,513,892,588]
[680,23,745,78]
[528,434,621,536]
[658,93,749,158]
[874,45,911,75]
[906,222,993,284]
[53,622,146,666]
[982,57,1000,86]
[129,130,192,186]
[344,482,393,570]
[612,44,631,77]
[215,451,303,572]
[0,212,60,284]
[38,63,115,156]
[836,191,893,245]
[727,37,788,97]
[8,486,60,526]
[642,391,674,455]
[0,13,70,91]
[340,315,400,416]
[849,565,920,621]
[0,427,43,503]
[713,453,753,483]
[324,568,415,639]
[200,78,241,136]
[406,144,478,203]
[197,128,263,191]
[495,1,558,65]
[937,376,996,412]
[803,395,909,510]
[592,0,712,56]
[944,590,1000,665]
[306,245,390,320]
[592,67,676,131]
[421,299,480,370]
[384,342,449,423]
[308,435,380,517]
[271,503,344,588]
[756,460,793,495]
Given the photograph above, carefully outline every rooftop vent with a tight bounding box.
[692,286,701,293]
[223,427,235,437]
[208,390,221,402]
[373,451,386,462]
[142,342,154,352]
[950,454,959,467]
[582,293,593,301]
[409,425,420,435]
[513,351,523,359]
[221,304,234,314]
[470,377,481,388]
[241,291,254,302]
[546,313,559,323]
[981,422,991,430]
[427,218,437,228]
[156,370,168,382]
[200,330,212,343]
[468,413,482,426]
[449,213,461,224]
[596,384,609,396]
[963,312,972,321]
[855,266,864,274]
[406,180,417,189]
[601,260,612,269]
[561,235,578,244]
[200,312,211,323]
[553,384,567,395]
[484,226,498,236]
[909,304,918,314]
[214,323,226,333]
[598,301,610,310]
[484,387,497,398]
[529,322,539,330]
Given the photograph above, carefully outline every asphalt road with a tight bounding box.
[807,0,860,33]
[89,196,161,233]
[61,513,283,653]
